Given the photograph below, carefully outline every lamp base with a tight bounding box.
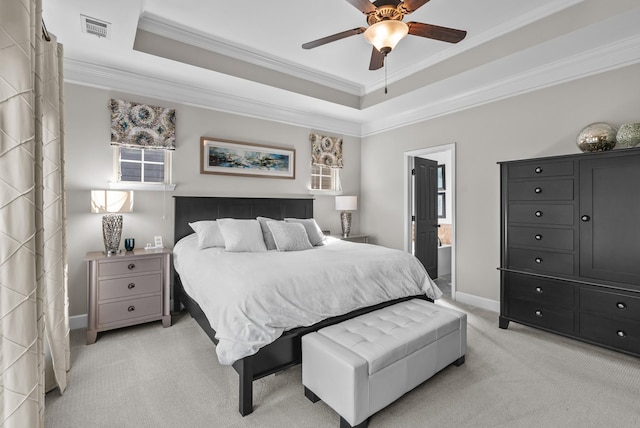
[102,213,123,256]
[340,211,352,238]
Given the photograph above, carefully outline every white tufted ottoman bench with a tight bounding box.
[302,298,466,428]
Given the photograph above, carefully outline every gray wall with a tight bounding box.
[65,83,361,317]
[360,63,640,305]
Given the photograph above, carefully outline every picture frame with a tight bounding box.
[438,192,446,218]
[200,137,295,179]
[437,165,446,191]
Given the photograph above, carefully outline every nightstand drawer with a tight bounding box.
[508,298,574,334]
[508,248,574,275]
[580,288,640,321]
[98,295,162,326]
[99,257,161,277]
[98,273,162,301]
[580,313,640,354]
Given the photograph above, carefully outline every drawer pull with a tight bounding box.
[535,234,542,241]
[535,167,543,174]
[128,263,136,270]
[617,330,626,338]
[128,283,135,290]
[616,302,627,310]
[535,257,543,264]
[581,215,590,222]
[535,287,543,294]
[535,310,543,317]
[128,305,135,312]
[535,211,543,218]
[534,187,542,194]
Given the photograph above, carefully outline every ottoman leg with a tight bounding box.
[453,355,465,366]
[340,416,369,428]
[304,386,321,403]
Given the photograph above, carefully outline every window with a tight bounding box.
[311,164,341,192]
[113,147,173,189]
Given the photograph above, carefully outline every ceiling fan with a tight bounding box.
[302,0,467,71]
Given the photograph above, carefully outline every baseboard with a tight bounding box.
[70,314,87,330]
[455,291,500,313]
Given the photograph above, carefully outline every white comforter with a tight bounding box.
[173,234,442,365]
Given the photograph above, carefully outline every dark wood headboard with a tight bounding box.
[173,196,314,243]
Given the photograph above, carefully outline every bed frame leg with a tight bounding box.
[234,358,254,416]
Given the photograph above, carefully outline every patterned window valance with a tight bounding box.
[310,133,343,168]
[110,99,176,150]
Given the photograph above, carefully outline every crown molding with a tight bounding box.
[63,58,362,137]
[137,13,364,97]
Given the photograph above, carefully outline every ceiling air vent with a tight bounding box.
[81,15,111,39]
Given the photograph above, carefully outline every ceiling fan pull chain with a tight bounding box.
[385,59,388,94]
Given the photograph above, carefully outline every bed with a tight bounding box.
[172,196,441,416]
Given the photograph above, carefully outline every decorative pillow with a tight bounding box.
[284,218,326,246]
[217,219,267,252]
[188,221,225,249]
[267,221,313,252]
[256,216,278,250]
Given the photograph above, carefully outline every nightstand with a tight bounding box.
[85,248,172,344]
[331,234,370,244]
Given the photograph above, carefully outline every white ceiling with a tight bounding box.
[43,0,640,136]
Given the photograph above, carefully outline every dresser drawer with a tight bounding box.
[508,298,575,334]
[98,295,162,326]
[508,203,574,225]
[580,313,640,354]
[508,161,574,179]
[506,273,574,307]
[509,248,574,275]
[98,257,161,277]
[98,273,162,301]
[508,226,574,251]
[580,287,640,321]
[508,179,574,201]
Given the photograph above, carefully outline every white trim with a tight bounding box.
[455,292,500,314]
[69,314,87,330]
[404,143,457,299]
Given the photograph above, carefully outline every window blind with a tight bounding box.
[310,133,343,168]
[110,99,176,150]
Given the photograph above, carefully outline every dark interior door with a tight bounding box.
[414,157,438,278]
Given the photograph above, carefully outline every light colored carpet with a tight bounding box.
[45,299,640,427]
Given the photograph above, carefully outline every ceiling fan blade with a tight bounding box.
[344,0,377,14]
[369,47,385,70]
[302,27,366,49]
[401,0,431,13]
[407,22,467,43]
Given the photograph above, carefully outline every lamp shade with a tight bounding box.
[90,190,134,214]
[363,20,409,53]
[336,196,357,211]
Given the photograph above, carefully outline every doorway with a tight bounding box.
[404,143,456,300]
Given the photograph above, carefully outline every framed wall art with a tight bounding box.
[200,137,295,179]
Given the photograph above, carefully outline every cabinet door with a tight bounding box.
[580,155,640,284]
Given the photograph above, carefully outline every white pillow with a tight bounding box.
[284,218,326,246]
[188,221,225,249]
[217,219,267,252]
[267,221,313,252]
[256,216,278,250]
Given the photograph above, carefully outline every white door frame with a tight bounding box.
[404,143,456,300]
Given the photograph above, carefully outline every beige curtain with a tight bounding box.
[0,0,69,427]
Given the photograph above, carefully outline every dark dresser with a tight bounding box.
[499,149,640,357]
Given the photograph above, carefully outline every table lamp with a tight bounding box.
[335,196,357,238]
[91,190,133,256]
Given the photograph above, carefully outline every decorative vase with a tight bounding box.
[576,122,617,152]
[616,123,640,148]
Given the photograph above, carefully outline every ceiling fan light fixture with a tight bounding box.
[363,20,409,53]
